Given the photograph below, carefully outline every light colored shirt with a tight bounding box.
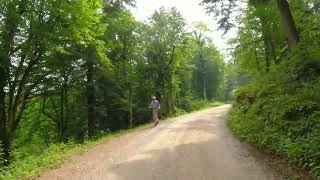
[150,100,160,110]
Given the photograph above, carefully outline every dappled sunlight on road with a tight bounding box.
[39,105,284,180]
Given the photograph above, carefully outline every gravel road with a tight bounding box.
[39,105,309,180]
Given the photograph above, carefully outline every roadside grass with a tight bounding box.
[0,101,223,180]
[227,107,314,179]
[0,124,150,180]
[164,101,225,118]
[227,79,320,178]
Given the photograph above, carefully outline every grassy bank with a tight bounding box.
[227,77,320,179]
[167,101,225,118]
[0,125,150,180]
[0,101,223,180]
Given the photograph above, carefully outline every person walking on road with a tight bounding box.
[150,96,160,126]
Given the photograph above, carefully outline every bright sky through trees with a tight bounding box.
[130,0,237,58]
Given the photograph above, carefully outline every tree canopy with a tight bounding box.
[0,1,226,170]
[202,0,320,177]
[2,0,318,178]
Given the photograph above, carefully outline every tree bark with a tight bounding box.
[253,48,261,72]
[261,21,272,72]
[262,36,271,73]
[121,37,132,127]
[86,59,96,138]
[58,74,69,142]
[276,0,300,48]
[198,40,207,101]
[203,77,207,101]
[168,46,176,114]
[0,3,16,165]
[64,83,69,140]
[59,88,64,142]
[129,86,133,127]
[252,0,275,72]
[200,52,207,101]
[0,135,11,166]
[0,68,10,166]
[271,43,278,65]
[166,74,175,114]
[0,86,10,166]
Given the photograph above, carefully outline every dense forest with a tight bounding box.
[0,0,230,176]
[202,0,320,177]
[1,0,320,178]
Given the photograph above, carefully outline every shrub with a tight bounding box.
[228,45,320,177]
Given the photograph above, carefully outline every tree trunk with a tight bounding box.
[64,84,69,139]
[203,77,207,101]
[59,88,64,142]
[262,34,271,72]
[0,135,11,166]
[86,59,96,138]
[122,36,133,127]
[129,86,133,127]
[168,91,175,114]
[276,0,300,48]
[253,1,275,73]
[64,83,69,140]
[0,88,10,166]
[167,73,176,114]
[199,41,207,101]
[0,2,27,166]
[168,47,176,114]
[261,21,272,72]
[271,43,278,65]
[253,48,261,72]
[0,67,10,166]
[0,105,11,166]
[103,90,109,129]
[58,75,69,142]
[201,52,207,101]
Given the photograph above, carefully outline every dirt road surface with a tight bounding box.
[39,105,307,180]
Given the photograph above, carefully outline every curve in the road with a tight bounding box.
[38,105,308,180]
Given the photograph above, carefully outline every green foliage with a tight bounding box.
[229,43,320,177]
[0,102,223,180]
[0,143,3,165]
[191,42,225,100]
[0,0,106,165]
[0,0,227,175]
[0,142,81,180]
[225,1,320,178]
[177,94,222,112]
[0,129,127,179]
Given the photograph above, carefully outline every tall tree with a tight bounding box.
[144,7,186,114]
[276,0,300,48]
[0,0,104,164]
[193,23,211,100]
[201,0,300,47]
[103,9,139,127]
